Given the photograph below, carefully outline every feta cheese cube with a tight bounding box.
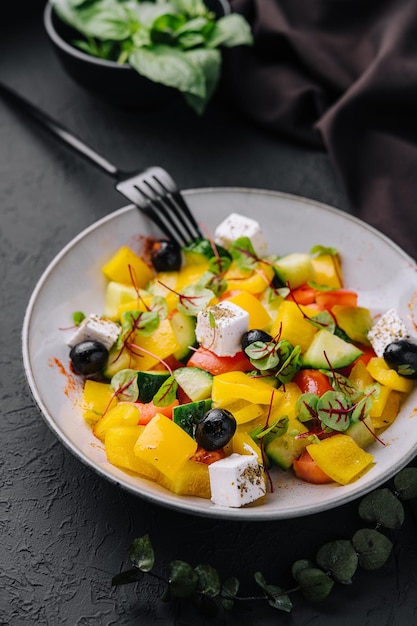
[196,301,249,356]
[67,313,120,350]
[214,213,268,257]
[208,453,266,508]
[368,308,409,356]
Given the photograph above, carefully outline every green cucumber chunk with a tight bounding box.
[302,329,363,369]
[265,433,308,470]
[170,310,197,361]
[173,366,213,402]
[103,346,131,379]
[136,371,171,403]
[274,253,315,288]
[173,399,212,437]
[345,415,375,449]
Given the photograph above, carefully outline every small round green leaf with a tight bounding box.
[221,576,239,611]
[195,563,221,598]
[128,535,155,572]
[254,572,292,612]
[296,567,334,603]
[169,560,199,599]
[358,488,404,529]
[316,540,358,583]
[394,467,417,500]
[291,559,316,581]
[352,528,393,570]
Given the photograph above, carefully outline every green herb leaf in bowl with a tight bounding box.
[51,0,253,112]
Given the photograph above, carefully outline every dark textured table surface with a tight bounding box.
[2,3,417,625]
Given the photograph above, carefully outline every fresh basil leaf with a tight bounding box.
[129,44,206,97]
[53,0,133,40]
[206,14,253,48]
[183,47,221,113]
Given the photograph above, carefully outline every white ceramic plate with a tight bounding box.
[22,188,417,520]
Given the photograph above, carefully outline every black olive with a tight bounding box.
[150,239,182,272]
[383,339,417,379]
[70,340,109,376]
[241,329,273,352]
[195,408,237,451]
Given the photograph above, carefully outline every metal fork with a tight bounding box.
[0,82,203,248]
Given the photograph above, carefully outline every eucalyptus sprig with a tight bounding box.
[113,467,417,616]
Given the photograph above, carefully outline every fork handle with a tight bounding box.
[0,82,120,179]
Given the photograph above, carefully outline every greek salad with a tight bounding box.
[64,213,417,508]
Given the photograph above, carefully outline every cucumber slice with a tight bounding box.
[265,432,308,470]
[345,416,375,449]
[173,367,213,402]
[173,399,212,437]
[170,310,197,361]
[103,346,131,379]
[302,329,363,369]
[274,253,315,288]
[136,371,171,403]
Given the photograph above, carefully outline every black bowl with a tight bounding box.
[43,0,231,109]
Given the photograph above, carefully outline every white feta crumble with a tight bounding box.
[208,453,266,508]
[67,313,120,350]
[368,308,409,357]
[214,213,268,257]
[196,301,249,357]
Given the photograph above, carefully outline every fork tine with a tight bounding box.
[133,185,187,248]
[154,176,204,241]
[140,177,201,244]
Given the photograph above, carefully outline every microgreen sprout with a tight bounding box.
[158,280,214,315]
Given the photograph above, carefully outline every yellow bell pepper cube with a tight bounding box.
[366,357,414,393]
[371,390,401,430]
[94,402,141,442]
[212,371,283,406]
[269,382,302,422]
[159,460,211,498]
[231,430,263,464]
[311,254,343,288]
[82,379,117,426]
[175,263,210,290]
[349,359,374,390]
[134,413,198,480]
[130,318,180,370]
[225,261,275,294]
[104,425,151,475]
[215,399,266,425]
[332,305,373,345]
[369,383,392,418]
[269,300,318,352]
[149,271,179,312]
[102,245,154,287]
[227,291,271,330]
[307,435,374,485]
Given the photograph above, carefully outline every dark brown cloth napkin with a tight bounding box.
[225,0,417,260]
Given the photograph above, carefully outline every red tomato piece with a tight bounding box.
[287,284,318,306]
[293,369,333,397]
[315,289,358,311]
[186,347,251,376]
[292,450,334,484]
[191,447,226,465]
[137,399,179,425]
